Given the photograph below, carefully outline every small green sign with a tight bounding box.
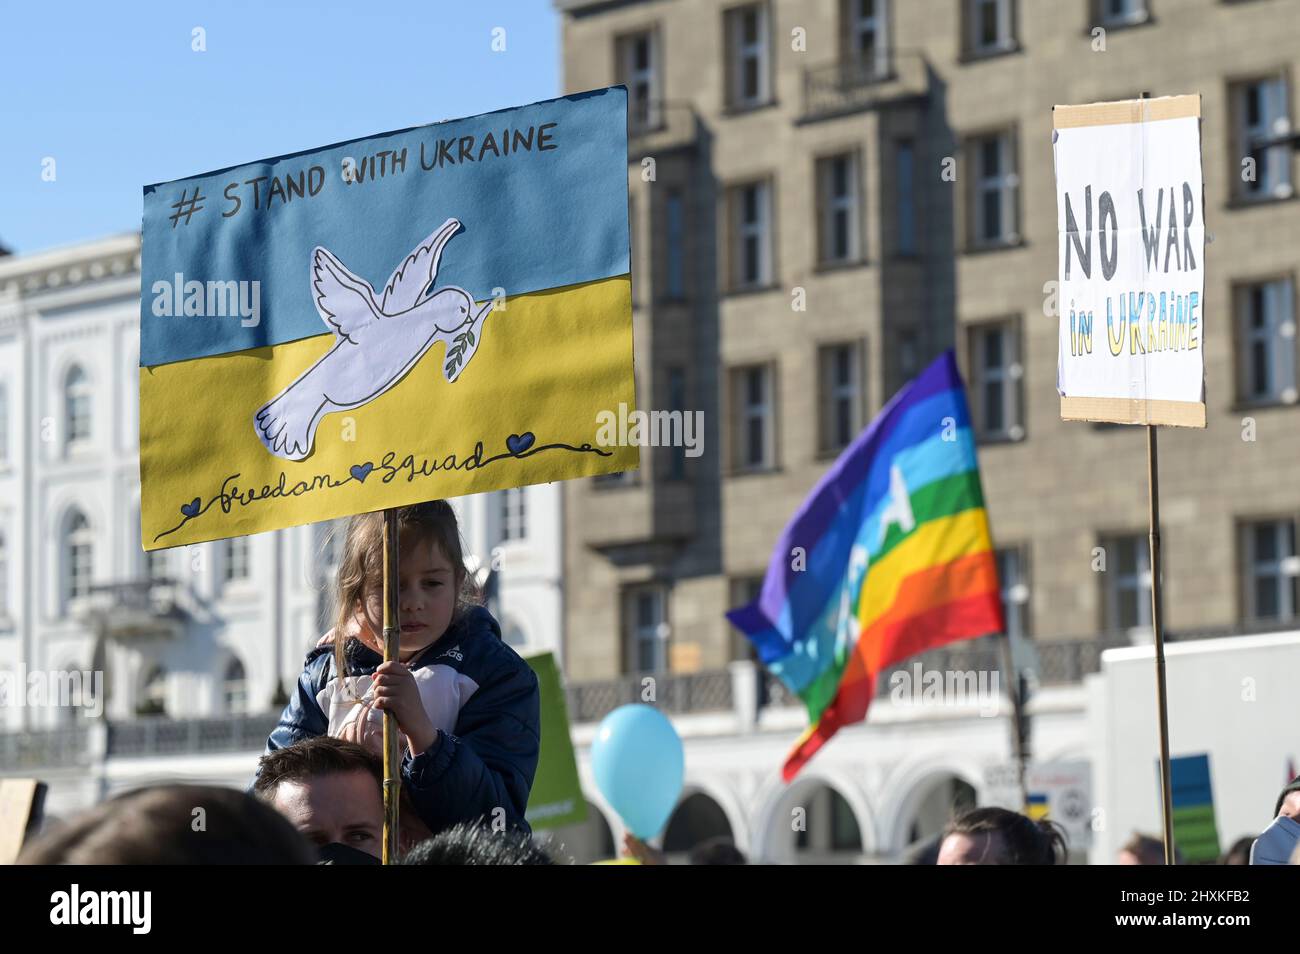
[523,652,587,831]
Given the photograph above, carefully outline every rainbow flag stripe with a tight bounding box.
[726,350,1004,780]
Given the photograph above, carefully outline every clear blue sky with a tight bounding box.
[0,0,561,254]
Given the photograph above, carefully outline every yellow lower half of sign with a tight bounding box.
[140,275,637,550]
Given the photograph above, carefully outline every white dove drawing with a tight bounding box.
[253,217,495,461]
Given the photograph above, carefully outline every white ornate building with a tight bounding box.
[0,233,564,735]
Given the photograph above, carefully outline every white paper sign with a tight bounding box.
[1053,96,1206,427]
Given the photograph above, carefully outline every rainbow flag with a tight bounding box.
[727,350,1003,780]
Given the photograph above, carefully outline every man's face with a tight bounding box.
[1280,791,1300,820]
[937,832,1005,865]
[270,769,383,858]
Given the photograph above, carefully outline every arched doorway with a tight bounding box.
[662,791,735,859]
[539,800,616,865]
[761,779,868,864]
[898,773,977,862]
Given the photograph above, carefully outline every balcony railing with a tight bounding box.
[565,669,733,724]
[0,726,89,769]
[802,51,928,121]
[80,579,187,640]
[106,713,279,758]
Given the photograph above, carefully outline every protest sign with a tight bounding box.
[523,652,587,831]
[140,87,636,550]
[1053,95,1206,427]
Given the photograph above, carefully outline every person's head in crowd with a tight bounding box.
[254,735,430,859]
[1274,775,1300,820]
[1221,835,1255,865]
[401,821,555,865]
[1117,832,1181,865]
[689,837,746,865]
[18,784,315,865]
[936,807,1068,865]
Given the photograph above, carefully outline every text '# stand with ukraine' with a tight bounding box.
[1053,93,1208,863]
[727,351,1006,782]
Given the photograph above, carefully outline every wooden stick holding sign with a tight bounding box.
[382,508,401,865]
[1053,93,1206,865]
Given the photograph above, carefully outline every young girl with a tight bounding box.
[265,500,541,836]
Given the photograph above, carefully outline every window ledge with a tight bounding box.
[1226,190,1298,211]
[957,41,1022,65]
[1087,12,1154,34]
[977,432,1027,447]
[721,282,782,300]
[727,464,783,479]
[964,237,1028,256]
[722,99,780,118]
[813,257,870,275]
[220,581,260,602]
[1231,397,1300,413]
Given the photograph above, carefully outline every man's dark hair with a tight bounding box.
[689,837,746,865]
[1221,835,1255,865]
[1121,831,1181,865]
[944,807,1069,865]
[254,736,382,801]
[17,784,315,865]
[401,822,554,865]
[1275,775,1300,817]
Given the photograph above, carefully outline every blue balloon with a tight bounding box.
[590,704,684,839]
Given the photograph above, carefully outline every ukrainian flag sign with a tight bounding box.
[139,87,637,550]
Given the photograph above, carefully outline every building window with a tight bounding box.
[616,29,661,133]
[896,140,918,256]
[665,189,686,299]
[500,487,527,542]
[965,0,1016,56]
[1101,534,1152,634]
[667,366,688,480]
[223,656,248,714]
[724,3,771,110]
[727,180,773,289]
[1236,278,1298,404]
[1096,0,1149,25]
[223,537,250,583]
[0,530,8,618]
[0,383,8,466]
[818,342,865,455]
[138,665,167,717]
[841,0,889,80]
[968,322,1023,441]
[730,364,776,471]
[64,510,93,607]
[816,153,862,265]
[64,364,92,447]
[996,547,1031,639]
[624,585,668,674]
[968,131,1020,247]
[1233,76,1293,201]
[1242,519,1299,622]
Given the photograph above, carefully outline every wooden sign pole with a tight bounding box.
[381,508,401,864]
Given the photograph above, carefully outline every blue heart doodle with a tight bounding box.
[181,497,201,519]
[350,462,374,483]
[506,432,535,456]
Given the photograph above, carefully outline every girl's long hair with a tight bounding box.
[328,501,481,697]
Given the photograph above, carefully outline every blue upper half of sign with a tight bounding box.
[140,87,629,368]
